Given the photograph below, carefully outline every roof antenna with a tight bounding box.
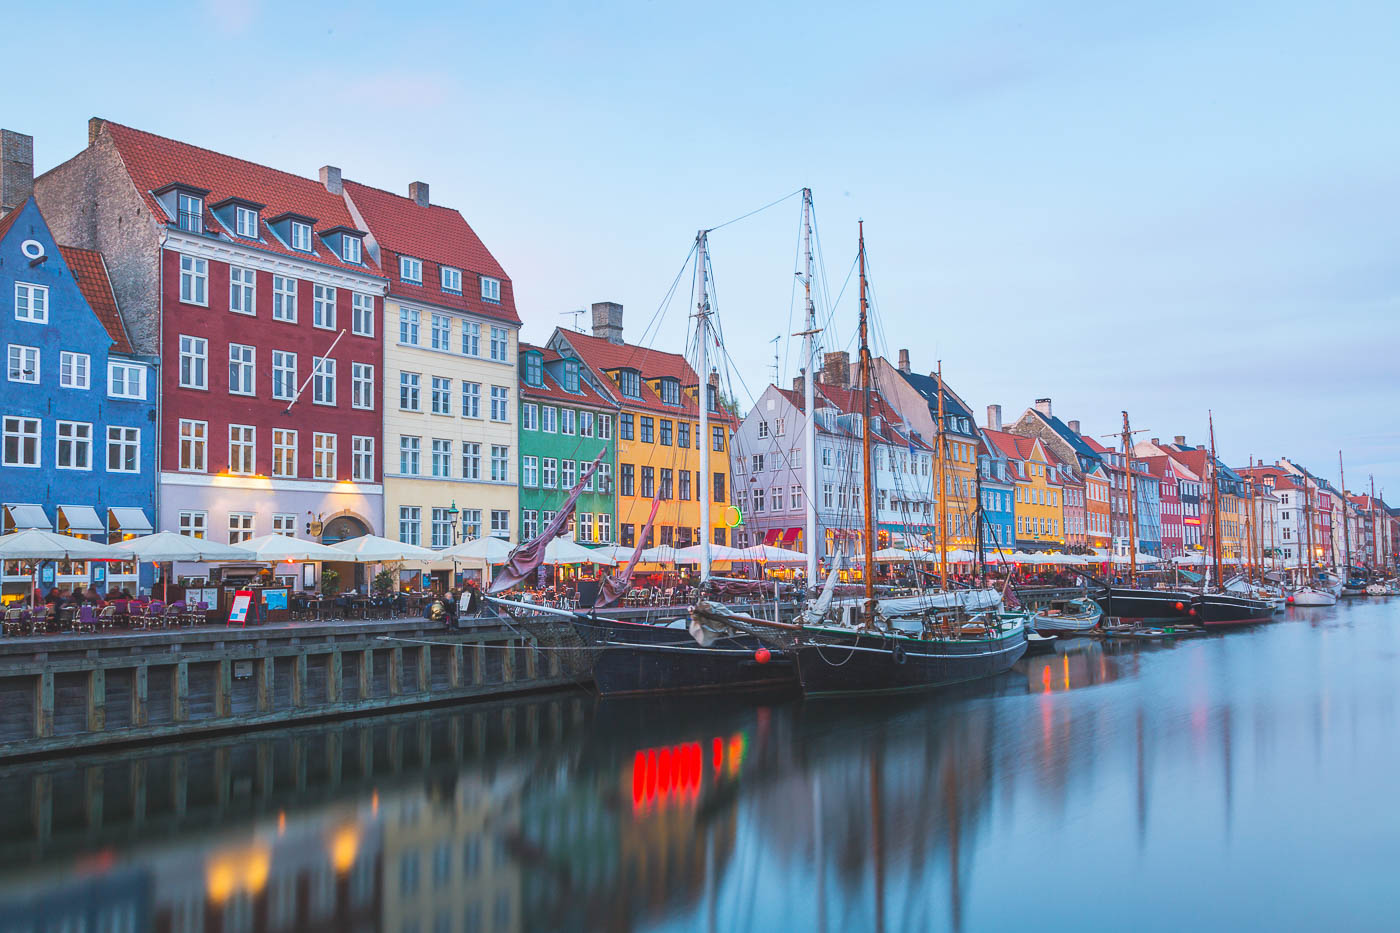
[770,334,781,385]
[561,308,586,330]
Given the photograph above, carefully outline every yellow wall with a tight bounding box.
[936,436,980,549]
[1015,443,1065,547]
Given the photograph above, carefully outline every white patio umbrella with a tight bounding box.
[0,529,123,607]
[739,544,808,563]
[873,547,919,562]
[108,531,250,562]
[543,536,617,566]
[945,548,977,562]
[329,534,439,563]
[638,544,684,564]
[674,543,749,563]
[234,533,347,563]
[437,536,514,562]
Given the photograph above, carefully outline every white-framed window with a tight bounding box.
[461,509,482,540]
[272,513,296,536]
[312,357,336,405]
[179,419,207,472]
[273,275,298,321]
[431,438,452,477]
[2,416,40,467]
[521,509,539,540]
[522,403,538,431]
[577,512,594,543]
[176,192,203,232]
[490,509,509,538]
[461,381,481,418]
[431,508,453,548]
[352,362,374,410]
[106,426,140,473]
[290,220,312,251]
[522,455,539,487]
[560,409,576,435]
[430,313,451,350]
[272,428,297,477]
[400,256,422,283]
[598,513,613,543]
[178,511,207,539]
[599,415,611,440]
[178,335,207,389]
[481,276,501,303]
[107,361,146,399]
[352,436,374,481]
[313,432,337,480]
[399,372,421,411]
[542,457,557,489]
[489,326,508,361]
[229,343,255,396]
[579,411,594,437]
[431,376,452,415]
[541,406,557,433]
[352,293,374,337]
[235,206,259,238]
[490,386,509,422]
[399,506,422,545]
[441,266,462,293]
[228,424,256,475]
[313,284,336,330]
[272,351,297,400]
[342,236,362,264]
[561,459,576,489]
[59,351,90,389]
[15,282,49,322]
[55,421,92,470]
[461,321,480,356]
[399,308,420,345]
[179,255,207,305]
[399,435,421,475]
[229,266,256,315]
[7,344,38,383]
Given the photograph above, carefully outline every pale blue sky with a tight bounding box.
[9,0,1399,492]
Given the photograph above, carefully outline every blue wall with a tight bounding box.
[978,451,1016,554]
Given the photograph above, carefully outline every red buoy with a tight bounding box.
[1174,601,1184,611]
[1188,607,1197,616]
[754,647,772,665]
[1286,596,1295,604]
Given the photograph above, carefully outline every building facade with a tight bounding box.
[983,430,1065,551]
[977,433,1016,554]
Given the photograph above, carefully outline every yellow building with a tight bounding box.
[552,305,735,549]
[985,430,1065,550]
[343,179,521,550]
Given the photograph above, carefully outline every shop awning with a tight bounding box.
[107,507,153,535]
[4,503,51,531]
[763,528,782,546]
[57,505,104,534]
[780,527,802,547]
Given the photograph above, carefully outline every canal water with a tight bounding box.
[2,600,1397,932]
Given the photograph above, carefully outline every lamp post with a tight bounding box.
[447,500,460,547]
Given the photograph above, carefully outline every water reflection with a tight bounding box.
[2,600,1399,931]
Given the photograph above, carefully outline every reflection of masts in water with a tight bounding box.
[814,770,826,933]
[1135,707,1148,849]
[869,744,885,933]
[1221,704,1234,842]
[944,748,963,933]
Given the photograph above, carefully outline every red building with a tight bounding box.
[1142,456,1183,557]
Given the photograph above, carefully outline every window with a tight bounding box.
[617,370,640,398]
[272,275,297,321]
[600,415,612,440]
[265,351,296,401]
[2,417,40,467]
[461,442,481,480]
[55,421,92,470]
[352,436,374,481]
[677,421,689,448]
[313,284,336,329]
[179,255,207,305]
[351,362,374,409]
[490,510,509,538]
[758,420,769,439]
[619,413,633,440]
[290,220,312,251]
[751,454,764,472]
[542,458,558,489]
[441,266,463,293]
[228,266,256,316]
[620,464,634,496]
[522,403,538,431]
[522,510,539,540]
[177,335,207,389]
[14,283,48,323]
[679,469,691,500]
[228,512,254,544]
[659,378,680,405]
[351,293,374,337]
[400,256,422,283]
[712,426,725,452]
[314,433,337,479]
[659,468,673,500]
[598,513,613,543]
[541,406,557,433]
[431,313,451,350]
[108,362,146,399]
[524,353,543,386]
[491,445,509,482]
[579,411,594,437]
[462,321,480,356]
[399,372,421,411]
[8,345,38,383]
[523,456,539,487]
[399,507,422,545]
[640,417,654,443]
[489,326,508,361]
[399,435,421,475]
[179,419,207,472]
[312,357,336,405]
[273,513,296,535]
[107,426,140,473]
[577,512,594,543]
[430,508,453,548]
[491,387,509,422]
[229,424,255,475]
[561,459,576,489]
[55,351,91,392]
[342,236,362,264]
[229,343,255,395]
[791,485,803,509]
[659,420,672,446]
[460,509,482,540]
[427,376,451,415]
[176,193,203,232]
[272,429,297,477]
[431,438,451,477]
[481,276,501,302]
[713,472,726,503]
[641,466,655,498]
[235,206,259,238]
[461,381,481,418]
[399,307,420,344]
[179,511,207,539]
[753,488,765,512]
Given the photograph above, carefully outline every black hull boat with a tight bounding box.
[1090,587,1197,624]
[795,619,1028,698]
[1195,592,1275,627]
[570,614,799,697]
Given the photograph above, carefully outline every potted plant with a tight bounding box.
[321,568,340,596]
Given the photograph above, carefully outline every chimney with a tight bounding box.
[88,117,105,147]
[1174,435,1186,446]
[792,375,804,397]
[822,351,850,388]
[1196,444,1206,451]
[986,404,1002,431]
[591,301,624,344]
[1034,397,1053,417]
[1067,419,1081,434]
[408,181,430,207]
[898,349,910,373]
[319,165,343,195]
[1151,437,1160,446]
[0,129,34,218]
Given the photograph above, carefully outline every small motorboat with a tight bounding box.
[1027,596,1103,634]
[1365,583,1394,597]
[1292,586,1338,607]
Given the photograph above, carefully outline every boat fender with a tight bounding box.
[891,643,907,665]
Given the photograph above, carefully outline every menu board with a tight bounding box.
[228,590,254,627]
[262,588,289,611]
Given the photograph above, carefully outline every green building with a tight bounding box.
[518,343,620,544]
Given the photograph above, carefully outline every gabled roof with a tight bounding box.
[1024,409,1103,464]
[341,179,517,324]
[891,368,976,433]
[97,120,378,275]
[0,200,25,241]
[774,384,930,450]
[982,428,1037,465]
[557,328,693,382]
[58,245,132,355]
[517,342,614,409]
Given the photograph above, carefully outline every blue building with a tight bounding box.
[1133,462,1162,557]
[977,431,1016,555]
[1,198,156,596]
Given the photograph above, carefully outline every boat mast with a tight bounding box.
[1120,411,1138,587]
[695,230,712,582]
[1339,451,1351,575]
[1370,474,1378,571]
[974,443,985,586]
[1303,472,1314,580]
[1208,412,1223,588]
[936,362,948,590]
[857,222,877,622]
[1244,456,1256,584]
[800,190,820,587]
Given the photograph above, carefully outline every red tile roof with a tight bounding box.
[99,120,379,275]
[0,199,25,241]
[341,180,518,324]
[518,343,615,408]
[553,328,735,420]
[58,245,132,355]
[773,384,928,449]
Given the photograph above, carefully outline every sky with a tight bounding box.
[8,0,1399,494]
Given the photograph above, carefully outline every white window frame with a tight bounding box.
[490,509,509,538]
[399,308,420,345]
[351,362,375,410]
[272,513,296,536]
[272,275,298,322]
[235,206,259,238]
[441,266,463,293]
[352,293,374,337]
[461,321,480,356]
[59,351,90,390]
[399,372,421,412]
[313,432,338,480]
[290,220,312,251]
[522,455,539,487]
[229,343,256,396]
[106,425,140,473]
[461,381,481,418]
[178,511,208,539]
[179,335,207,389]
[431,438,452,477]
[342,236,362,264]
[312,357,336,406]
[490,386,509,422]
[176,192,203,232]
[107,361,146,400]
[2,416,40,467]
[313,284,336,330]
[481,276,501,303]
[399,435,421,476]
[430,313,451,350]
[399,506,422,546]
[431,376,452,415]
[15,283,49,323]
[229,266,256,316]
[272,351,297,401]
[489,326,508,361]
[522,403,538,431]
[179,419,207,472]
[228,424,256,475]
[461,442,481,480]
[352,436,374,482]
[400,256,423,283]
[272,428,298,478]
[179,255,208,306]
[55,420,93,471]
[8,344,39,384]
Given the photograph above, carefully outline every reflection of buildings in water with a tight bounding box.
[0,865,150,932]
[1021,640,1114,696]
[519,768,620,932]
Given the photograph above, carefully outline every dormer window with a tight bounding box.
[481,276,501,303]
[342,235,362,264]
[441,266,463,294]
[524,353,544,387]
[564,360,580,393]
[401,256,423,283]
[707,384,719,412]
[177,193,203,233]
[617,369,641,399]
[659,378,680,406]
[235,206,259,238]
[290,221,312,251]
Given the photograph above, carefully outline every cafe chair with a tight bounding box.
[75,604,98,634]
[97,604,117,631]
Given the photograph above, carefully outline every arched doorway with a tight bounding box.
[320,514,370,590]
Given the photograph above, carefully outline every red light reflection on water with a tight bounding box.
[630,734,745,813]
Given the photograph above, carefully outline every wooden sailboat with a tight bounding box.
[1194,414,1280,622]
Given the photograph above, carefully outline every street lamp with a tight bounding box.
[447,500,460,546]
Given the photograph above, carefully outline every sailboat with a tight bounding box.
[1193,415,1279,623]
[1291,464,1337,606]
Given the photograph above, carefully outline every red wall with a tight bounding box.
[159,249,382,481]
